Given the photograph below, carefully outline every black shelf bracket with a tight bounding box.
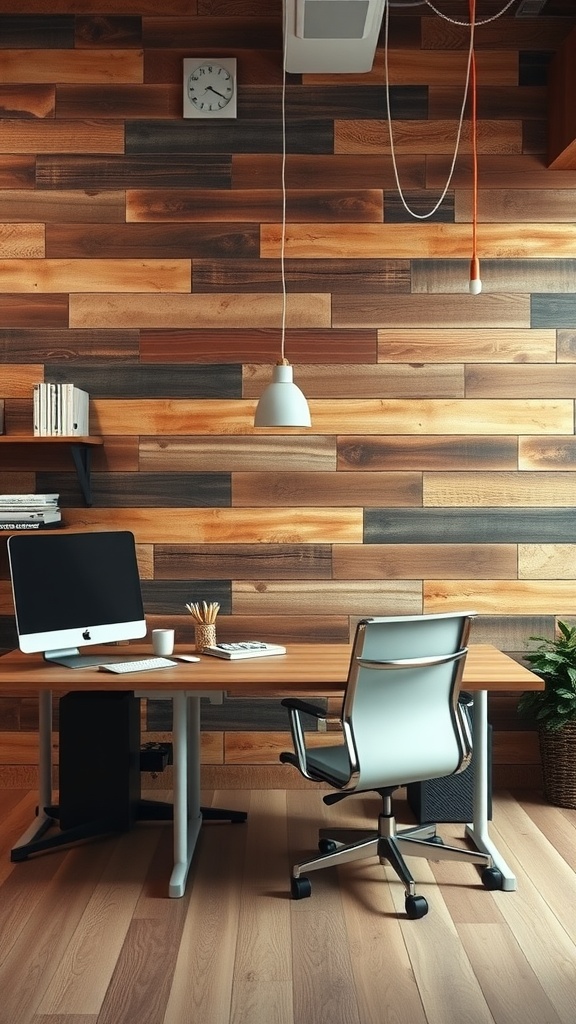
[69,443,94,506]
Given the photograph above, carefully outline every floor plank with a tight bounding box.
[0,788,575,1024]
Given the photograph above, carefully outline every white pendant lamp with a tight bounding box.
[254,359,311,427]
[254,3,311,428]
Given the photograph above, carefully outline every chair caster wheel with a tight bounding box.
[482,866,504,890]
[405,894,428,919]
[318,838,338,854]
[429,835,444,845]
[291,876,312,900]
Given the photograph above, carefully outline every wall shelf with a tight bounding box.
[0,436,103,507]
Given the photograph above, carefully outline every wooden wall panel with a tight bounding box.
[262,222,576,259]
[424,580,576,616]
[377,328,556,362]
[0,258,190,292]
[1,4,575,790]
[232,471,421,507]
[337,435,518,471]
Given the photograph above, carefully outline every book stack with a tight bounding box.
[33,383,89,437]
[0,494,62,531]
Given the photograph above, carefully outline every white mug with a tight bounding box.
[152,628,175,656]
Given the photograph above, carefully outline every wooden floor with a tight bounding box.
[0,786,575,1024]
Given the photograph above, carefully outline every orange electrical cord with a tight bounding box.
[469,0,481,293]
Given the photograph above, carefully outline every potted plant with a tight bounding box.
[518,619,576,808]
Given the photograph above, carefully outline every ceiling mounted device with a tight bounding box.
[283,0,386,73]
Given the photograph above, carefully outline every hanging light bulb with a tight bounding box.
[468,0,482,294]
[254,3,311,428]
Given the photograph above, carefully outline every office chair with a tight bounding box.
[280,612,502,919]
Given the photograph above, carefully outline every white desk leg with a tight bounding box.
[465,689,517,891]
[11,690,55,856]
[169,692,202,898]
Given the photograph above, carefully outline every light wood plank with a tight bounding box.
[335,119,521,156]
[0,223,44,257]
[243,363,464,399]
[424,471,576,507]
[0,189,124,223]
[37,828,159,1015]
[61,507,364,544]
[0,50,143,84]
[232,580,421,616]
[69,292,331,329]
[377,328,556,363]
[424,580,576,616]
[0,259,190,293]
[519,544,576,580]
[139,435,337,472]
[162,792,247,1024]
[229,790,293,1024]
[333,544,517,580]
[261,222,576,260]
[0,122,125,154]
[232,471,421,507]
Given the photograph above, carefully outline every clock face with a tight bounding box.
[187,63,234,113]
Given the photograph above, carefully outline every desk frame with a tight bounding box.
[4,643,542,897]
[11,688,241,898]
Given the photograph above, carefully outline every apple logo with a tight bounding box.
[82,629,91,640]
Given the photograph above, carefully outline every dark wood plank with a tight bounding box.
[457,190,576,223]
[144,47,286,86]
[143,613,351,645]
[193,259,407,294]
[426,153,576,189]
[125,119,334,156]
[46,223,258,259]
[422,14,575,51]
[140,580,231,616]
[385,190,454,223]
[337,436,518,471]
[140,328,377,363]
[141,16,280,49]
[365,508,576,544]
[0,330,139,362]
[531,294,576,327]
[74,15,142,47]
[127,189,383,224]
[0,14,74,46]
[0,296,68,329]
[233,153,426,190]
[44,363,242,399]
[0,156,35,188]
[235,85,427,121]
[41,472,231,509]
[429,86,546,120]
[155,543,331,581]
[36,154,231,190]
[56,85,178,119]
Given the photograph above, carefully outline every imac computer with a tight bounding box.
[8,530,147,668]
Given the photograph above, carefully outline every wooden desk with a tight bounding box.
[0,643,543,897]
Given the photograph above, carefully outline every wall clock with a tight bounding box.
[183,57,237,119]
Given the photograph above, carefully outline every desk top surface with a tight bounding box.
[0,643,543,696]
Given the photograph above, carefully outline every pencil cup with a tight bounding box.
[194,624,216,652]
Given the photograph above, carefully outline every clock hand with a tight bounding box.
[205,85,227,99]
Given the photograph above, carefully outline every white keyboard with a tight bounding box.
[99,657,177,674]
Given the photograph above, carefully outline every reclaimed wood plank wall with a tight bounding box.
[1,0,576,790]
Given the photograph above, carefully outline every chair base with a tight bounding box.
[290,794,495,916]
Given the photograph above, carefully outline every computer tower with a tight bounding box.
[58,691,141,832]
[406,702,492,824]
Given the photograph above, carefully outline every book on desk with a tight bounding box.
[203,642,287,660]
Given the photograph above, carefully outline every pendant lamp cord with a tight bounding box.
[279,0,288,363]
[469,0,480,289]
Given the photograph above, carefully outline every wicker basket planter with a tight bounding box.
[539,721,576,809]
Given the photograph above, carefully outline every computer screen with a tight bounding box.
[7,530,147,668]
